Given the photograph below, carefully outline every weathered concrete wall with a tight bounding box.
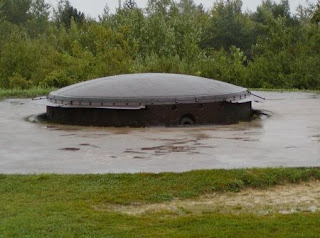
[47,101,252,127]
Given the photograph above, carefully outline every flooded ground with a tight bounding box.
[0,91,319,174]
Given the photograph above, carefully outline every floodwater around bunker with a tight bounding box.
[0,91,319,174]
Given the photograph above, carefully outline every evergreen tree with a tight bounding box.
[0,0,32,24]
[201,0,255,57]
[54,0,85,28]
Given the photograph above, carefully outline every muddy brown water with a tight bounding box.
[0,91,319,174]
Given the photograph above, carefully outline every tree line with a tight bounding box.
[0,0,320,90]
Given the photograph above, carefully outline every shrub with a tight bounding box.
[39,71,74,88]
[8,73,31,89]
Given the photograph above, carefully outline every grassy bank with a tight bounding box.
[0,87,56,99]
[250,88,320,93]
[1,168,320,237]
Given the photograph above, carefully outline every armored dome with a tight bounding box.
[45,73,257,127]
[47,73,251,109]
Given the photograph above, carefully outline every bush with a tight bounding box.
[8,73,31,89]
[39,71,74,88]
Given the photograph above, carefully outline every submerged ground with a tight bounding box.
[0,91,319,173]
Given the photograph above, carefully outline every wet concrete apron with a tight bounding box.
[0,91,319,174]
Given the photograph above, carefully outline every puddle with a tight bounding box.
[0,91,320,174]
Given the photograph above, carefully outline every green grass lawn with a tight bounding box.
[1,168,320,237]
[0,87,57,99]
[249,88,320,93]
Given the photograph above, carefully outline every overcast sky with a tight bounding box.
[46,0,315,18]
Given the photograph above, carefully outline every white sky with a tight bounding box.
[46,0,316,18]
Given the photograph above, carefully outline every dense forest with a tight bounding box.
[0,0,320,90]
